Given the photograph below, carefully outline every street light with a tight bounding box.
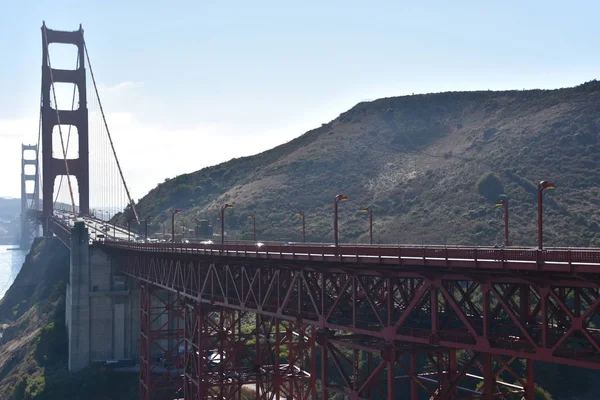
[360,207,373,245]
[171,209,182,243]
[248,214,256,242]
[126,216,136,241]
[537,181,555,250]
[334,194,348,247]
[296,211,306,243]
[220,204,233,245]
[145,215,153,241]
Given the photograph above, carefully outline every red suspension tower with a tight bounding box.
[41,22,89,229]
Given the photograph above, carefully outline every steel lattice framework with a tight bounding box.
[139,284,185,400]
[93,241,600,399]
[183,306,315,399]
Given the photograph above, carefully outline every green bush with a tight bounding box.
[12,376,45,400]
[476,172,504,202]
[34,322,67,366]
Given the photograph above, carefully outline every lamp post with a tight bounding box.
[171,209,181,243]
[334,194,348,247]
[220,204,233,245]
[248,214,256,242]
[296,211,306,243]
[145,215,153,241]
[360,207,373,245]
[126,216,135,241]
[537,181,555,250]
[495,199,509,246]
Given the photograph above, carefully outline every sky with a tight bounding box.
[1,0,599,205]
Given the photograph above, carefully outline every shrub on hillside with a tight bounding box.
[476,172,504,202]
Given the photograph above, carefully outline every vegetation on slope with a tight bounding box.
[0,239,137,400]
[118,80,600,399]
[123,80,600,247]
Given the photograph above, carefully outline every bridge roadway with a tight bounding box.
[86,234,600,372]
[50,216,600,369]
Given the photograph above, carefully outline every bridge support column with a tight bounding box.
[41,23,89,224]
[139,283,184,400]
[182,304,315,400]
[66,221,90,371]
[524,359,535,400]
[252,316,315,400]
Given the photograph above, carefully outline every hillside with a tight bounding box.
[125,80,600,247]
[0,239,137,399]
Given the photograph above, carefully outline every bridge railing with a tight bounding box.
[48,216,72,247]
[100,240,600,272]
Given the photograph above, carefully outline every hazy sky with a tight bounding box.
[1,0,599,204]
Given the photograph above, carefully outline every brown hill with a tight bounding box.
[126,80,600,247]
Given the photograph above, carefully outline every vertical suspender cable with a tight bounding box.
[83,40,140,224]
[43,26,77,217]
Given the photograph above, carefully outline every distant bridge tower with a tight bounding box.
[41,22,89,233]
[20,144,40,248]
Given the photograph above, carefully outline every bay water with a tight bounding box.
[0,245,27,300]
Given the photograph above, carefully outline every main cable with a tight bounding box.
[83,39,140,225]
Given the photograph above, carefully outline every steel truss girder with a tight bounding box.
[139,283,184,400]
[120,253,600,370]
[317,335,535,400]
[183,305,316,400]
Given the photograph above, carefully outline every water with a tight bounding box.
[0,245,27,300]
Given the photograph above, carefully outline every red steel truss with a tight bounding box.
[110,246,600,371]
[139,283,185,400]
[317,335,535,399]
[183,305,315,399]
[92,240,600,399]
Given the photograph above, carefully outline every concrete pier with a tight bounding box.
[66,221,139,371]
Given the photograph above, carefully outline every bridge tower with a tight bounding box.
[41,22,89,232]
[20,144,40,248]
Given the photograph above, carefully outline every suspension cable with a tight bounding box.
[42,26,77,217]
[83,40,140,225]
[53,53,79,207]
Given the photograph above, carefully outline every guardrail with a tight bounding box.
[100,240,600,273]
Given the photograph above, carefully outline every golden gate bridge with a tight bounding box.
[20,23,600,400]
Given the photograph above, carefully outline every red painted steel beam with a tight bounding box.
[102,240,600,275]
[183,305,315,399]
[139,284,184,400]
[114,252,600,371]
